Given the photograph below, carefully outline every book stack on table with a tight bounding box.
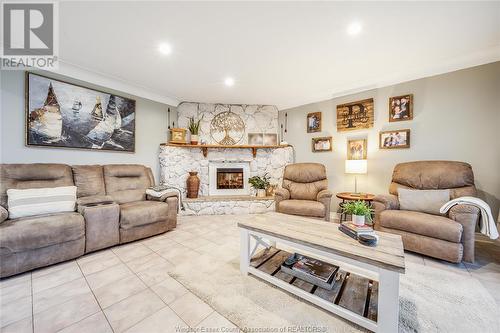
[281,253,339,290]
[338,222,375,240]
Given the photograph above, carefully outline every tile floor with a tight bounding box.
[1,215,499,333]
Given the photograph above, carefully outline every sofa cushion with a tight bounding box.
[0,212,84,255]
[379,210,462,242]
[103,165,153,204]
[119,201,169,229]
[72,165,105,197]
[7,186,77,219]
[398,188,450,215]
[282,163,328,201]
[278,199,325,218]
[1,163,74,209]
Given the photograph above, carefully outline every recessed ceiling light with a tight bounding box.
[224,77,235,87]
[346,21,362,36]
[158,43,172,55]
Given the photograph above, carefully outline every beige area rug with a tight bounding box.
[170,249,500,333]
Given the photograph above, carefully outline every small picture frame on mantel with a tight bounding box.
[170,128,187,144]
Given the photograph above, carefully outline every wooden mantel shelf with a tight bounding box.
[161,143,291,158]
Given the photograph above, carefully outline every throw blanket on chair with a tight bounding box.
[440,197,499,240]
[146,185,184,212]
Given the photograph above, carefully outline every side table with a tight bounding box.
[336,192,375,223]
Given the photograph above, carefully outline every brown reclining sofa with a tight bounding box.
[0,163,178,278]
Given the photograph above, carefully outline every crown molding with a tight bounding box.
[49,59,180,107]
[279,45,500,110]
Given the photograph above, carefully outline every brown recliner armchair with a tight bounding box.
[275,163,333,221]
[373,161,480,263]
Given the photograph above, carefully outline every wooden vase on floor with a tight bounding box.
[187,171,200,198]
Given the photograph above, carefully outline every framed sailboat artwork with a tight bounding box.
[25,72,136,152]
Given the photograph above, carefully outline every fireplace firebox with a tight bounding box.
[208,162,250,196]
[217,168,244,189]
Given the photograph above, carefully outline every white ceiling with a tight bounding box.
[57,1,500,109]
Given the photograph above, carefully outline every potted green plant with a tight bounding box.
[187,116,202,144]
[341,200,374,226]
[248,174,270,197]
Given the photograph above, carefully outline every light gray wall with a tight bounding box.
[0,70,177,182]
[280,62,500,217]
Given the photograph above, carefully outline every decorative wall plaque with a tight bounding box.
[336,98,374,132]
[210,110,245,145]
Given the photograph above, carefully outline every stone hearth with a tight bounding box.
[159,145,293,215]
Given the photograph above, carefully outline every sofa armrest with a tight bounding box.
[274,188,290,202]
[146,191,179,202]
[448,204,480,263]
[0,206,8,223]
[373,194,399,210]
[317,190,333,201]
[372,194,399,229]
[317,190,333,221]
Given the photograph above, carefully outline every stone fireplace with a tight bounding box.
[209,161,250,196]
[159,101,293,215]
[159,145,293,215]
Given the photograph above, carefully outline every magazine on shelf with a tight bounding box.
[281,253,338,289]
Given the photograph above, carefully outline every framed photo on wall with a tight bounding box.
[312,136,332,152]
[248,133,263,145]
[307,112,321,133]
[389,94,413,122]
[379,129,410,149]
[347,139,367,159]
[25,72,136,152]
[336,98,374,132]
[263,133,278,145]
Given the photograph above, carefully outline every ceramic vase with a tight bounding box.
[190,134,199,145]
[352,214,365,226]
[187,171,200,198]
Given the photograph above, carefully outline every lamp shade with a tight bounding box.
[345,160,367,174]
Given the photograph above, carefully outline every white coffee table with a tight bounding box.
[238,212,405,333]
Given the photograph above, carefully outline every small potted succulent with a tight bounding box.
[341,200,374,226]
[187,116,202,145]
[248,174,270,197]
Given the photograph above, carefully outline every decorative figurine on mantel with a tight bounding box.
[169,128,187,144]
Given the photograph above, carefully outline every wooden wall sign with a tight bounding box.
[336,98,374,132]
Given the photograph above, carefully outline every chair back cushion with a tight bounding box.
[389,161,476,199]
[72,165,105,197]
[398,188,450,215]
[0,164,74,209]
[282,163,328,200]
[103,165,154,204]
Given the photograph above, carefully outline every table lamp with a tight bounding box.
[345,159,367,196]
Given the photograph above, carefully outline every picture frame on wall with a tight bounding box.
[347,139,367,159]
[248,133,263,145]
[263,133,278,145]
[389,94,413,122]
[312,136,332,152]
[336,98,374,132]
[307,112,322,133]
[379,129,410,149]
[25,72,136,152]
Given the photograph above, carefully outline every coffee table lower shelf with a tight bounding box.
[250,247,378,329]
